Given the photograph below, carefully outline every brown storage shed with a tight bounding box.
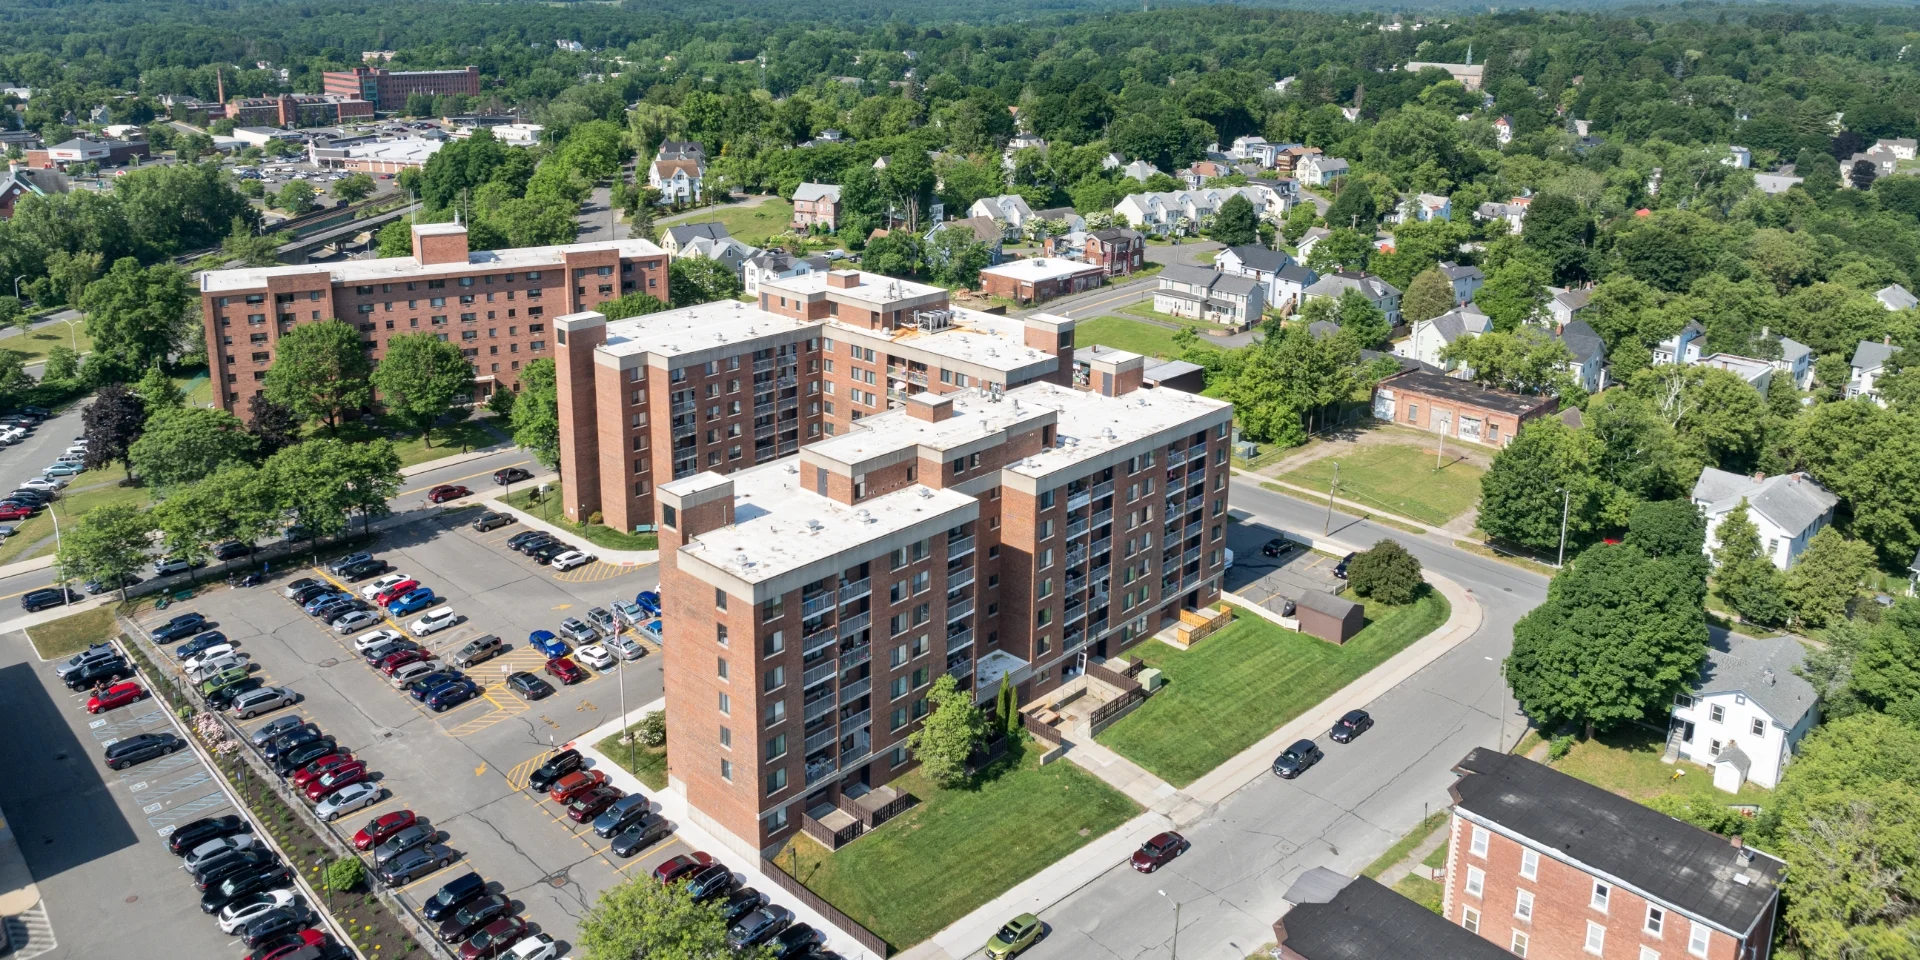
[1295,590,1363,644]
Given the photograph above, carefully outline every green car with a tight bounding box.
[199,667,250,697]
[984,913,1042,959]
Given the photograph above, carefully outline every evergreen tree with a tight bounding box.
[1712,499,1788,626]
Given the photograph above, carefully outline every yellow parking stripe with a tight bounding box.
[553,560,642,583]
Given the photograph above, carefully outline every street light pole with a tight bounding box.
[48,504,68,607]
[1322,461,1339,535]
[1557,488,1571,568]
[1158,890,1180,960]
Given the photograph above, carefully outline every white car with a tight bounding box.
[183,834,257,872]
[507,933,561,960]
[186,653,249,683]
[217,888,297,934]
[574,644,614,670]
[179,643,236,673]
[314,780,381,821]
[19,477,64,491]
[410,607,458,636]
[361,573,410,600]
[551,550,595,571]
[353,628,405,654]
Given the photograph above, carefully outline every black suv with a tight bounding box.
[494,467,532,485]
[526,748,583,794]
[688,864,735,901]
[105,732,185,770]
[21,586,81,612]
[65,657,132,690]
[341,559,390,581]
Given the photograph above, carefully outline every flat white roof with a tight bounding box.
[979,257,1103,283]
[200,237,666,292]
[601,300,816,360]
[672,460,977,584]
[1001,381,1232,480]
[833,307,1053,377]
[804,389,1052,462]
[765,270,944,306]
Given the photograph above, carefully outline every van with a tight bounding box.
[388,661,436,689]
[452,635,503,668]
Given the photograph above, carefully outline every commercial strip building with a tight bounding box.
[322,65,481,111]
[976,256,1106,305]
[197,223,667,410]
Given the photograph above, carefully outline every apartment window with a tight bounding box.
[767,768,788,794]
[716,588,728,611]
[716,657,729,681]
[1645,906,1665,937]
[1040,519,1053,539]
[1688,921,1710,957]
[764,701,785,726]
[1591,881,1610,912]
[891,745,910,767]
[1040,548,1054,570]
[1466,866,1485,898]
[1039,489,1055,509]
[890,707,908,731]
[1514,889,1533,921]
[720,759,733,782]
[1462,907,1480,934]
[764,666,785,692]
[890,677,909,700]
[1709,703,1725,723]
[1711,739,1723,756]
[1585,921,1605,955]
[1641,949,1660,960]
[912,570,931,595]
[1036,609,1051,627]
[1520,848,1538,880]
[719,726,732,748]
[764,630,785,657]
[717,692,730,715]
[1038,578,1052,600]
[716,624,728,647]
[1470,825,1489,857]
[1511,931,1529,958]
[1750,717,1766,736]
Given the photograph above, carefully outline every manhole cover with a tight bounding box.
[545,872,569,888]
[124,895,137,903]
[318,658,340,668]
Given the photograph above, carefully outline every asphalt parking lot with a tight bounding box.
[0,632,244,960]
[1223,521,1350,617]
[130,503,680,952]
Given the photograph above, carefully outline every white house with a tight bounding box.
[659,222,732,257]
[1666,634,1819,791]
[1113,187,1281,236]
[1297,155,1350,186]
[743,248,828,298]
[1724,145,1753,169]
[1653,320,1706,366]
[1391,193,1451,224]
[1230,135,1281,168]
[1768,331,1815,390]
[1877,137,1919,161]
[1393,303,1491,374]
[1693,468,1839,570]
[1154,264,1266,325]
[1215,244,1318,311]
[1120,159,1162,182]
[1301,271,1403,325]
[1848,337,1903,404]
[1493,115,1514,146]
[1754,173,1803,195]
[1542,286,1593,327]
[1474,197,1531,234]
[676,235,756,278]
[968,194,1035,237]
[1295,227,1330,263]
[1553,318,1609,393]
[1437,261,1483,304]
[1875,283,1917,312]
[649,157,703,205]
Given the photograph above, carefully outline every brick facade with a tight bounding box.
[322,65,481,111]
[1371,370,1558,448]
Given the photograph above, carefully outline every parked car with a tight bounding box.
[551,550,594,571]
[574,644,614,670]
[650,852,714,884]
[377,844,454,887]
[719,888,766,927]
[332,610,383,635]
[371,824,436,866]
[411,607,459,636]
[1271,739,1324,779]
[592,794,653,838]
[86,681,146,713]
[557,618,597,645]
[353,628,406,654]
[187,653,248,684]
[728,907,790,949]
[0,504,36,524]
[151,612,210,642]
[437,893,513,943]
[770,923,823,959]
[213,541,254,561]
[1329,709,1373,743]
[42,462,83,477]
[528,630,567,657]
[273,739,339,777]
[585,606,617,635]
[607,634,647,661]
[54,642,119,677]
[217,889,299,935]
[427,484,471,503]
[528,542,568,564]
[341,558,391,581]
[1333,552,1356,579]
[379,648,433,675]
[426,679,481,712]
[154,556,205,577]
[505,933,560,960]
[201,865,293,914]
[421,872,488,922]
[407,670,463,701]
[290,584,337,606]
[1261,537,1298,559]
[193,848,279,890]
[389,661,439,689]
[608,814,671,858]
[303,763,368,802]
[174,631,227,659]
[451,635,504,668]
[1130,831,1189,873]
[248,715,306,748]
[66,657,133,690]
[506,672,553,701]
[493,467,532,485]
[984,914,1043,959]
[375,580,422,605]
[639,620,664,644]
[389,589,438,615]
[458,916,528,960]
[472,512,514,532]
[566,785,623,823]
[686,863,735,901]
[209,678,268,711]
[326,553,374,575]
[303,592,351,616]
[314,781,382,821]
[168,815,251,856]
[183,834,259,872]
[547,769,609,804]
[361,574,410,600]
[292,754,357,790]
[544,656,585,685]
[244,928,324,960]
[526,749,583,794]
[241,908,314,950]
[353,810,419,851]
[505,531,545,551]
[261,724,323,761]
[231,686,297,719]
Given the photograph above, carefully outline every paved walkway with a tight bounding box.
[1376,824,1449,887]
[477,475,660,565]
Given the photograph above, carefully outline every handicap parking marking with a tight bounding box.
[501,756,547,792]
[147,790,235,830]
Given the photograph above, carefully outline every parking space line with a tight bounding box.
[147,790,233,829]
[393,855,474,894]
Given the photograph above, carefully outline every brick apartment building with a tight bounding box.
[546,268,1235,852]
[226,93,374,127]
[198,223,666,410]
[322,65,481,111]
[1445,749,1782,960]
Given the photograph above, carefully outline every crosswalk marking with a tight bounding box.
[4,903,56,960]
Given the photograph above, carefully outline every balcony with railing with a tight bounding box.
[839,610,870,638]
[754,400,777,417]
[777,439,800,456]
[1091,508,1113,530]
[1064,572,1087,596]
[839,577,871,605]
[947,660,974,681]
[805,725,840,755]
[670,398,696,416]
[947,534,975,559]
[839,676,871,704]
[1091,536,1112,557]
[1092,478,1115,500]
[804,690,838,722]
[945,626,973,651]
[1065,517,1089,539]
[841,730,872,766]
[1167,445,1190,466]
[1063,600,1086,625]
[1067,488,1092,511]
[803,661,838,689]
[948,565,975,590]
[805,754,838,786]
[840,641,871,670]
[778,394,798,409]
[840,708,870,733]
[946,596,974,622]
[802,622,838,656]
[802,590,835,619]
[1062,626,1085,650]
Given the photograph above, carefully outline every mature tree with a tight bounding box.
[245,394,302,457]
[334,436,404,533]
[1625,499,1708,575]
[0,349,31,396]
[275,179,316,214]
[55,503,152,600]
[1786,528,1876,629]
[511,358,561,472]
[128,406,257,490]
[1848,158,1880,191]
[906,673,986,787]
[40,344,79,384]
[1853,601,1920,725]
[1792,401,1920,567]
[1225,321,1361,444]
[263,319,373,432]
[1583,391,1685,501]
[1519,193,1594,285]
[1876,348,1920,413]
[1712,500,1789,627]
[861,231,923,278]
[1209,194,1258,247]
[1799,618,1874,722]
[1323,179,1377,231]
[333,172,376,205]
[1304,227,1371,273]
[1505,543,1708,738]
[79,257,194,384]
[1282,204,1318,245]
[261,437,400,539]
[667,257,743,308]
[81,383,146,475]
[1345,538,1424,605]
[600,293,669,321]
[1478,419,1626,551]
[924,229,992,288]
[1441,329,1579,397]
[152,479,224,571]
[370,333,474,447]
[484,388,516,419]
[1472,253,1551,331]
[577,875,774,960]
[1400,267,1456,324]
[133,363,183,410]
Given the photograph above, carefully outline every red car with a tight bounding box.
[0,503,32,521]
[380,649,433,674]
[292,752,356,789]
[651,851,714,884]
[353,809,419,851]
[246,928,325,960]
[544,656,585,685]
[547,769,609,804]
[567,785,624,822]
[1130,830,1189,873]
[459,915,529,960]
[304,761,368,801]
[375,579,422,605]
[428,485,472,504]
[86,681,145,714]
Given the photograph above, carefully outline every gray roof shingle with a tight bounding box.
[664,222,731,246]
[1851,339,1902,372]
[1558,319,1607,364]
[1691,633,1817,726]
[1223,244,1291,274]
[1277,873,1512,960]
[1691,468,1838,538]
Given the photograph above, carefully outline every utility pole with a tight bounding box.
[1158,890,1180,960]
[1557,487,1571,568]
[1435,419,1445,470]
[1322,461,1339,534]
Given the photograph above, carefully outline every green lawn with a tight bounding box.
[1361,811,1448,878]
[1552,728,1770,807]
[1097,595,1451,787]
[595,732,668,790]
[1278,443,1484,526]
[1393,874,1445,913]
[1120,300,1230,328]
[25,605,121,659]
[320,415,508,469]
[774,746,1139,951]
[1,323,91,365]
[1073,316,1189,358]
[501,482,659,551]
[670,197,798,246]
[0,463,151,565]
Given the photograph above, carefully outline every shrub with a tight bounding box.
[589,511,604,525]
[1547,733,1575,762]
[635,710,667,747]
[1345,539,1425,605]
[323,856,366,893]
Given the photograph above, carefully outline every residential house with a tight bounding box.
[676,235,756,279]
[1667,634,1819,792]
[1553,319,1609,393]
[1401,61,1486,90]
[968,194,1035,237]
[1493,115,1514,146]
[741,248,828,298]
[1178,160,1235,189]
[1120,158,1162,182]
[1768,334,1815,390]
[925,215,1005,266]
[1274,146,1322,177]
[1542,286,1592,327]
[1874,283,1917,311]
[1302,271,1403,325]
[1371,370,1557,447]
[1230,135,1282,168]
[1295,227,1331,263]
[791,183,843,231]
[1693,467,1839,569]
[1297,155,1349,186]
[1696,353,1776,392]
[1272,869,1512,960]
[649,157,703,205]
[1754,172,1803,195]
[1391,192,1452,223]
[1100,152,1126,171]
[1437,261,1483,304]
[0,164,67,220]
[1113,187,1281,236]
[1846,147,1898,183]
[1393,304,1492,374]
[1082,227,1146,276]
[1725,145,1753,169]
[977,257,1104,304]
[1247,176,1300,204]
[657,140,705,163]
[1847,337,1903,404]
[1031,207,1085,234]
[659,222,733,257]
[798,129,849,148]
[1340,106,1362,123]
[1002,133,1046,171]
[1215,244,1319,311]
[1877,137,1918,161]
[1474,197,1530,234]
[1653,320,1706,366]
[1444,748,1783,960]
[1154,264,1266,325]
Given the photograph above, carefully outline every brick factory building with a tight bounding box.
[322,65,481,111]
[225,94,373,128]
[197,223,666,410]
[1370,369,1558,448]
[547,268,1235,852]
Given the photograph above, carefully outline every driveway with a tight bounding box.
[1223,531,1347,619]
